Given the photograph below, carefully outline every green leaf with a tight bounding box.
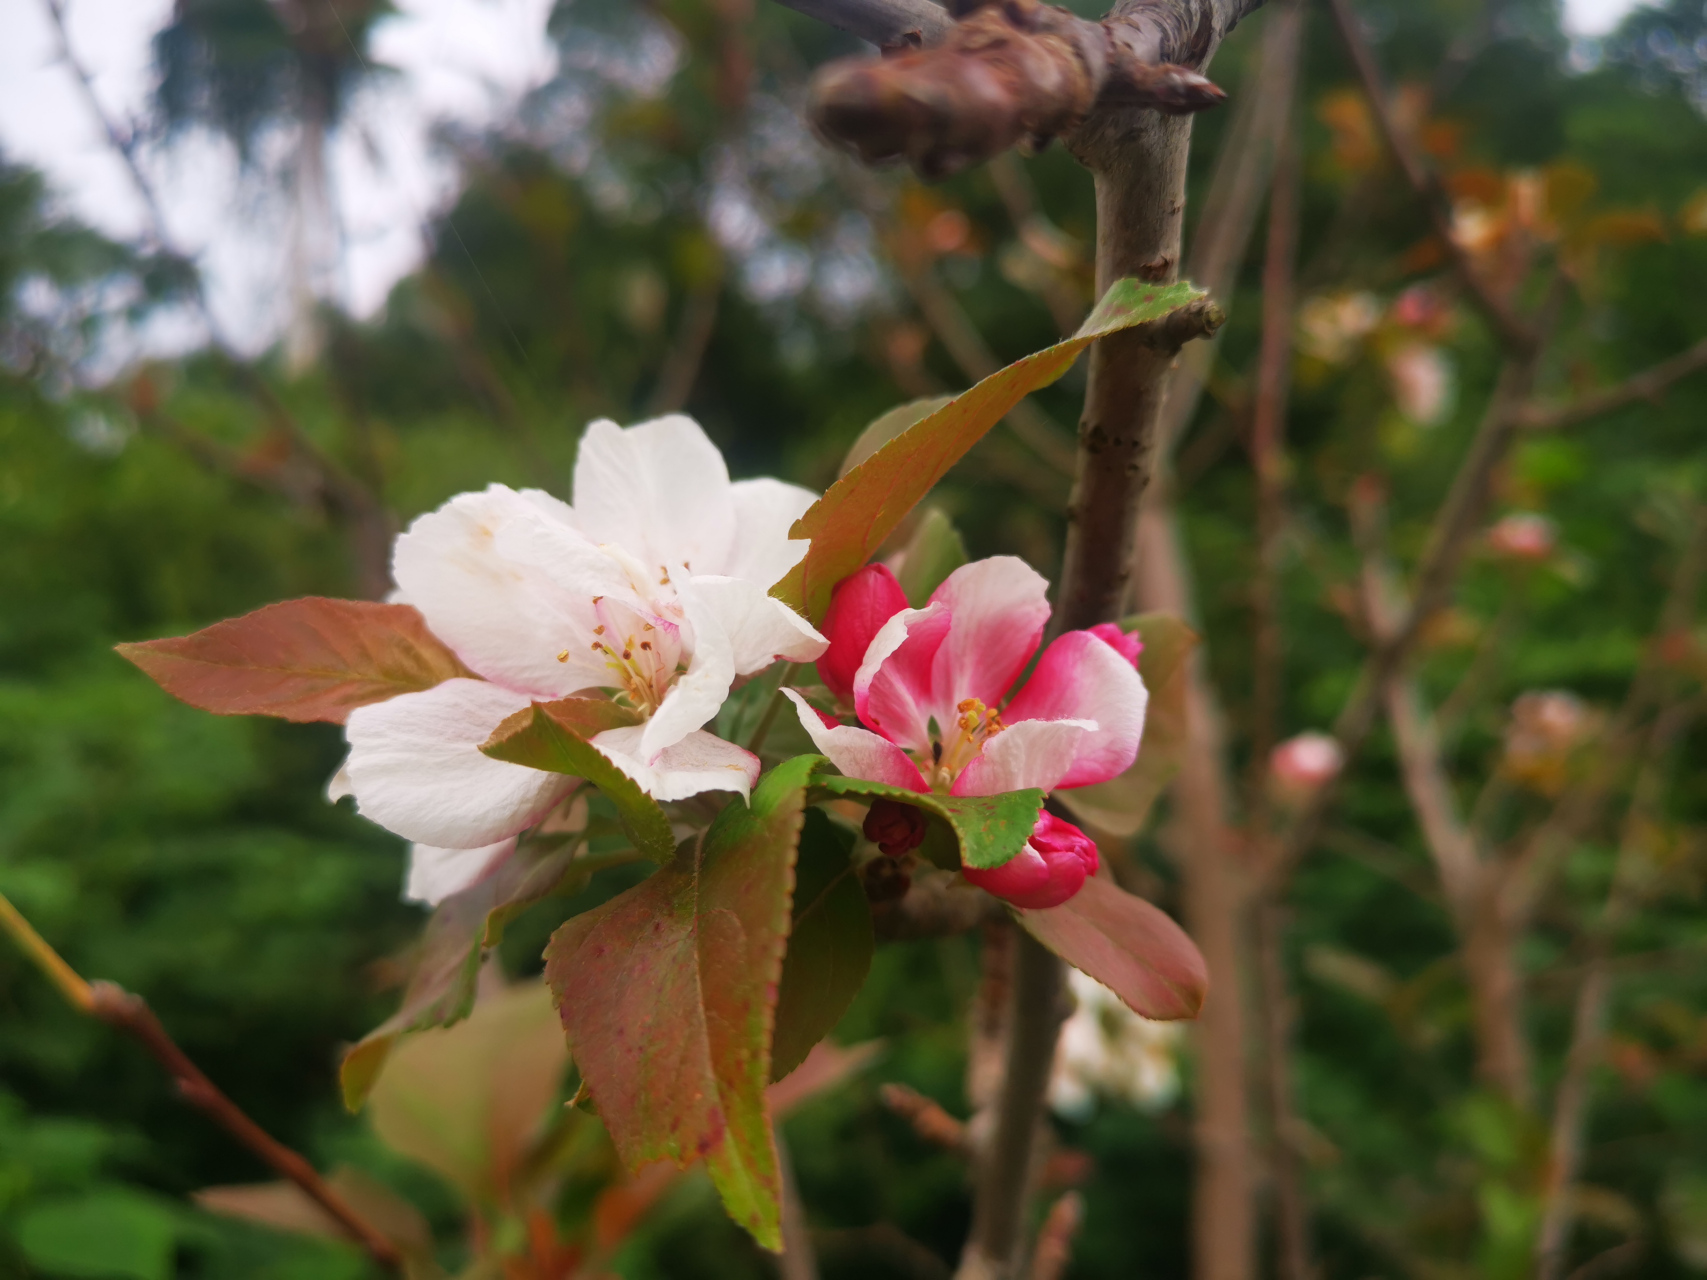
[340,833,589,1110]
[1015,875,1208,1020]
[773,279,1208,621]
[895,507,969,607]
[838,396,954,477]
[771,808,873,1080]
[543,754,820,1250]
[17,1187,181,1280]
[480,698,674,864]
[1055,613,1200,838]
[813,772,1043,870]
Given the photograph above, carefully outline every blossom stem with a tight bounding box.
[0,890,404,1272]
[746,663,801,753]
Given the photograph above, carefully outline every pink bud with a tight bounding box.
[818,564,910,705]
[1270,732,1344,792]
[863,798,929,857]
[961,812,1099,910]
[1088,622,1144,668]
[1487,513,1558,562]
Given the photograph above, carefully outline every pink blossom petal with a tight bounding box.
[1087,622,1143,667]
[962,813,1097,909]
[785,690,928,790]
[853,603,951,752]
[345,679,575,848]
[818,564,911,705]
[951,718,1092,796]
[1003,630,1150,789]
[928,556,1050,709]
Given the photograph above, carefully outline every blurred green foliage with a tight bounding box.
[3,0,1707,1275]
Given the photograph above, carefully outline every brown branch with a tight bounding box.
[808,0,1234,179]
[0,896,400,1270]
[1322,0,1535,356]
[1354,488,1533,1105]
[1255,901,1312,1280]
[1157,0,1303,457]
[770,0,953,50]
[88,984,403,1270]
[881,1083,971,1154]
[1027,1192,1085,1280]
[1536,697,1693,1280]
[1518,334,1707,433]
[1269,276,1564,880]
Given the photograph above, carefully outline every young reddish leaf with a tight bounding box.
[773,279,1208,621]
[116,597,471,724]
[771,809,873,1080]
[543,755,819,1251]
[813,772,1043,870]
[341,836,586,1109]
[1015,875,1208,1021]
[1056,613,1200,838]
[480,699,673,864]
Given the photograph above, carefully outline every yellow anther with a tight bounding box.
[557,650,569,663]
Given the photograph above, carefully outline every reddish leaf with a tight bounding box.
[772,279,1207,622]
[117,597,470,724]
[341,833,587,1109]
[1016,876,1208,1020]
[543,755,819,1250]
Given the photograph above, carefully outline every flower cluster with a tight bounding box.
[789,558,1150,908]
[331,415,827,903]
[328,419,1151,914]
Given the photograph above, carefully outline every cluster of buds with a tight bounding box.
[1503,690,1594,792]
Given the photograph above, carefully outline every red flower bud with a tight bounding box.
[961,811,1098,909]
[863,797,929,857]
[818,564,910,705]
[1087,622,1143,668]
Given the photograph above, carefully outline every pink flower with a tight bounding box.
[787,557,1148,908]
[1487,512,1558,562]
[962,811,1098,909]
[1269,731,1344,795]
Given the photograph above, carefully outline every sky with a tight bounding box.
[0,0,1654,359]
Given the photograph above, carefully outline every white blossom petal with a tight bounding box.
[345,679,574,848]
[686,574,827,675]
[392,484,637,698]
[570,415,736,577]
[726,477,818,588]
[592,726,760,802]
[404,838,515,906]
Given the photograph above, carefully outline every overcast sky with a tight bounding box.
[0,0,1653,358]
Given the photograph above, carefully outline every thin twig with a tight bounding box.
[647,271,726,415]
[0,892,402,1271]
[1027,1192,1085,1280]
[1322,0,1535,355]
[1518,334,1707,433]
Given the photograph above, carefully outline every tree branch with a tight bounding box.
[0,892,401,1271]
[806,0,1241,178]
[771,0,953,49]
[1322,0,1535,356]
[1518,334,1707,433]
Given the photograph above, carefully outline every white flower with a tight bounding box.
[1048,969,1185,1118]
[336,414,828,904]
